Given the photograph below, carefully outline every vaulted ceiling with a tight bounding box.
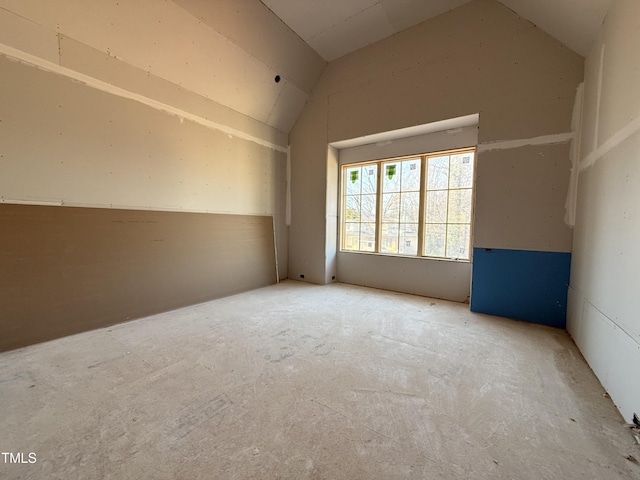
[262,0,614,61]
[0,0,615,136]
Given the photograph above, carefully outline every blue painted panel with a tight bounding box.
[470,248,571,328]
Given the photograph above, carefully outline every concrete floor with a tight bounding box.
[1,280,639,479]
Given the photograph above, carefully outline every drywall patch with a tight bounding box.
[470,248,571,328]
[477,132,574,152]
[0,43,287,153]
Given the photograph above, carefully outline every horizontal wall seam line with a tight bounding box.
[477,132,574,152]
[0,43,288,153]
[569,286,640,345]
[0,198,275,217]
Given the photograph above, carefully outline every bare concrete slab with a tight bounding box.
[1,281,638,479]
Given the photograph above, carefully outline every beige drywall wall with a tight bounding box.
[0,0,296,347]
[289,0,583,289]
[288,93,330,284]
[474,143,573,252]
[338,253,472,302]
[567,0,640,421]
[0,55,288,277]
[0,205,277,352]
[0,6,58,63]
[321,0,581,144]
[0,0,325,133]
[325,146,339,284]
[56,36,286,149]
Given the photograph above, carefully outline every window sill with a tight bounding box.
[338,250,470,263]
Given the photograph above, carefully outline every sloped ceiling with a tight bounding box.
[499,0,614,57]
[261,0,473,62]
[261,0,614,60]
[0,0,614,135]
[0,0,326,134]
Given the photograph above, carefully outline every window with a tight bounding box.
[343,163,378,252]
[340,148,475,261]
[381,158,421,255]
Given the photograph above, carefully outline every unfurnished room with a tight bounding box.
[1,0,639,478]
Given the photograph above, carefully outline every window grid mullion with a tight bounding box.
[396,162,402,251]
[444,154,451,258]
[375,162,382,253]
[358,167,363,251]
[340,169,344,251]
[417,155,427,257]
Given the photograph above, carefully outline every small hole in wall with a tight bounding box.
[300,274,305,279]
[332,276,336,280]
[274,75,281,83]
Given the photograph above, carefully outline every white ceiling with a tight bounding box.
[261,0,614,60]
[499,0,614,56]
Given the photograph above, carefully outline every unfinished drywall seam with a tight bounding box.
[0,198,63,207]
[286,146,292,226]
[574,285,640,350]
[266,87,283,126]
[564,82,585,227]
[170,4,321,96]
[56,32,61,64]
[0,198,275,217]
[477,132,574,152]
[593,44,606,153]
[0,43,288,153]
[579,114,640,172]
[572,41,640,172]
